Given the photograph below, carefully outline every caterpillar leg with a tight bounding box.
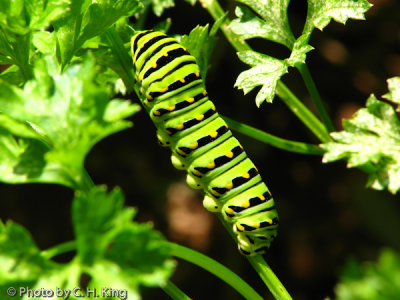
[156,129,170,147]
[237,233,270,256]
[203,194,220,212]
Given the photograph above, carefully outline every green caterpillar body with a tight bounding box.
[131,30,279,255]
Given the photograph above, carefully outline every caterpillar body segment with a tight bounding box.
[131,30,279,255]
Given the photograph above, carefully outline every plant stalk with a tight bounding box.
[169,242,264,300]
[297,63,335,132]
[162,280,192,300]
[221,114,324,155]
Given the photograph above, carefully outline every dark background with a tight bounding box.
[1,0,400,299]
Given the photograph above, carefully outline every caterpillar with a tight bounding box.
[131,30,279,256]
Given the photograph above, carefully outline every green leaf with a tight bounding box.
[73,186,135,265]
[335,249,400,300]
[0,220,53,283]
[53,0,141,67]
[183,0,196,6]
[321,77,400,194]
[151,0,175,16]
[0,55,139,188]
[105,225,175,287]
[304,0,372,34]
[24,0,70,30]
[286,34,314,66]
[235,50,287,106]
[180,25,218,80]
[0,64,25,85]
[73,186,175,289]
[383,77,400,106]
[230,0,295,49]
[32,31,56,55]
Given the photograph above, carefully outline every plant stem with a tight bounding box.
[297,63,335,132]
[80,168,96,193]
[162,280,192,300]
[221,114,324,155]
[276,82,331,142]
[168,242,263,300]
[200,0,250,53]
[41,241,77,259]
[247,256,292,300]
[104,27,136,90]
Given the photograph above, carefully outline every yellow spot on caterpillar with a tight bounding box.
[180,78,185,83]
[153,110,161,116]
[242,172,250,179]
[196,72,200,77]
[210,131,218,138]
[259,194,266,201]
[167,105,175,111]
[190,141,198,149]
[225,182,233,189]
[203,90,207,96]
[177,124,184,130]
[177,148,186,156]
[239,144,244,149]
[253,222,260,229]
[152,63,157,68]
[207,161,215,169]
[225,151,234,158]
[183,47,187,51]
[164,53,168,57]
[196,114,204,121]
[237,224,245,232]
[186,97,195,103]
[267,218,273,224]
[159,87,168,93]
[192,169,202,176]
[211,190,219,196]
[147,95,153,100]
[212,106,216,111]
[242,200,250,208]
[226,208,234,215]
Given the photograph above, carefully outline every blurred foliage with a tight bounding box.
[335,248,400,300]
[0,186,175,299]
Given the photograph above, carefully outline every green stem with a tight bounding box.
[217,215,292,300]
[80,168,96,193]
[221,114,324,155]
[297,63,335,132]
[247,256,292,300]
[168,242,263,300]
[104,27,136,90]
[200,0,250,53]
[162,280,192,300]
[276,82,331,142]
[41,241,77,259]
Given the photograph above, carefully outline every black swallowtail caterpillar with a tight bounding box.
[131,30,279,256]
